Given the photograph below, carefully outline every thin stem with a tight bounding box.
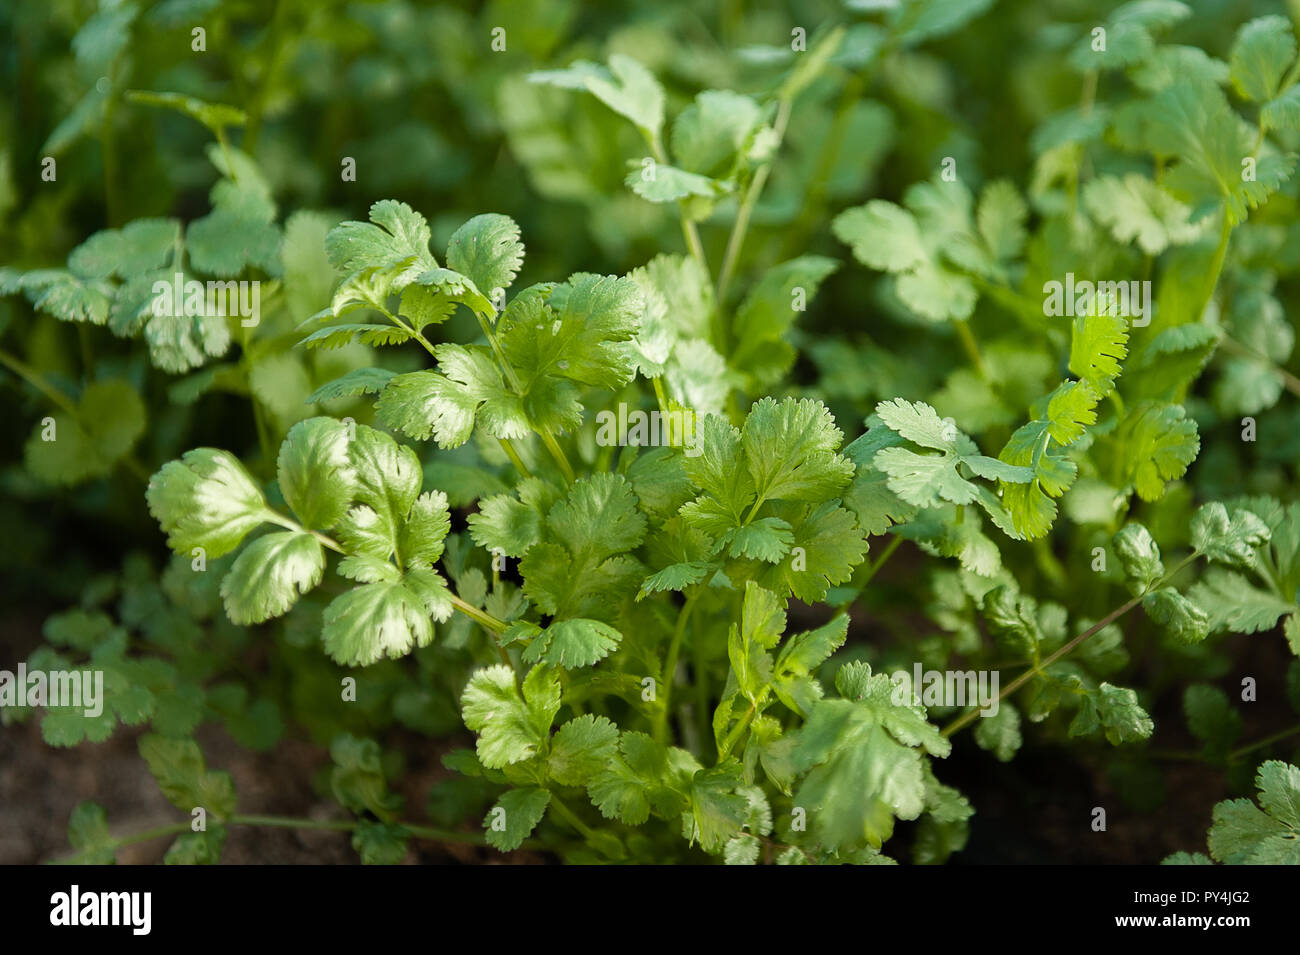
[52,813,515,863]
[941,554,1199,738]
[1199,213,1233,321]
[719,700,757,760]
[1217,334,1300,399]
[648,135,710,276]
[498,438,533,479]
[537,428,576,483]
[1229,723,1300,762]
[449,594,508,635]
[717,96,793,306]
[243,0,295,156]
[100,62,121,225]
[954,320,987,378]
[837,534,903,613]
[0,349,78,415]
[654,589,700,744]
[547,796,598,841]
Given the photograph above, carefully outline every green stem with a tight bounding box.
[1199,213,1233,321]
[53,813,513,863]
[941,554,1199,738]
[648,135,710,276]
[654,589,701,744]
[449,594,508,635]
[100,62,121,225]
[0,349,78,415]
[547,795,599,841]
[243,0,295,156]
[718,700,757,760]
[836,534,903,612]
[692,632,712,759]
[716,96,793,307]
[498,438,533,479]
[1218,334,1300,399]
[955,320,987,379]
[1229,723,1300,762]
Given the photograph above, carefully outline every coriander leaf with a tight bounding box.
[277,417,356,529]
[485,788,551,851]
[325,199,437,276]
[138,734,236,818]
[445,213,524,298]
[1190,502,1271,566]
[147,448,270,558]
[461,665,561,769]
[1143,588,1211,644]
[321,572,452,666]
[1230,15,1296,103]
[522,618,622,669]
[220,531,324,624]
[548,714,620,786]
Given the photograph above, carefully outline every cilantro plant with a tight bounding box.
[4,0,1300,866]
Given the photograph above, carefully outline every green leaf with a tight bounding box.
[461,665,561,769]
[138,734,236,818]
[531,53,664,137]
[976,179,1028,260]
[126,90,246,133]
[330,734,402,818]
[1188,569,1294,635]
[67,801,115,864]
[1229,15,1296,102]
[522,618,623,669]
[147,448,270,558]
[548,714,620,786]
[220,531,324,624]
[587,731,685,825]
[1083,174,1201,254]
[1184,684,1243,755]
[164,827,227,865]
[307,367,397,404]
[1095,682,1155,744]
[833,201,926,272]
[1207,760,1300,863]
[445,213,524,298]
[742,397,855,502]
[1113,523,1165,591]
[351,820,409,865]
[321,572,452,666]
[671,90,763,177]
[626,163,730,203]
[792,662,949,851]
[325,200,437,277]
[682,764,749,854]
[25,380,146,486]
[1117,402,1199,502]
[1143,588,1210,644]
[68,219,178,280]
[277,417,356,529]
[1190,502,1271,566]
[502,273,641,392]
[974,702,1022,762]
[1069,312,1129,396]
[485,788,551,851]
